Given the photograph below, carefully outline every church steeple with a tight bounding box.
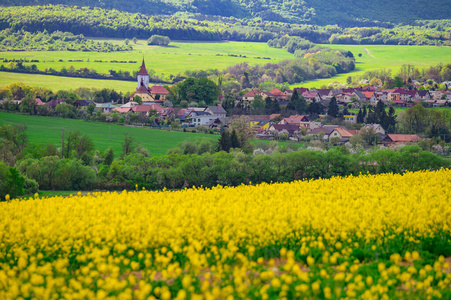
[137,58,150,90]
[137,58,149,76]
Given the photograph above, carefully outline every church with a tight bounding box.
[131,59,169,103]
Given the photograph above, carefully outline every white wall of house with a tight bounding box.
[192,115,217,126]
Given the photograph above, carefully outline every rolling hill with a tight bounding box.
[0,0,450,25]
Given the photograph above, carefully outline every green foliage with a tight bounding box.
[95,146,448,190]
[327,96,339,118]
[0,5,449,48]
[172,77,220,105]
[0,123,28,166]
[0,163,24,199]
[121,133,136,158]
[147,35,171,46]
[16,156,96,191]
[217,131,232,152]
[0,111,219,157]
[169,138,218,155]
[103,147,114,166]
[0,29,131,52]
[1,0,450,28]
[286,90,307,114]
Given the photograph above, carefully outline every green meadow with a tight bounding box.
[1,40,450,91]
[0,39,293,79]
[0,112,219,156]
[299,45,451,88]
[0,71,136,92]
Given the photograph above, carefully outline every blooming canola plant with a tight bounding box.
[1,169,451,299]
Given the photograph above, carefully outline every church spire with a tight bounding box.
[137,58,149,76]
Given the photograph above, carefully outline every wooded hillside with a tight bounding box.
[1,0,450,25]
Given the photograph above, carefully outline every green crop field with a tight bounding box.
[0,71,136,92]
[298,45,451,88]
[0,112,219,156]
[1,41,450,92]
[0,39,293,79]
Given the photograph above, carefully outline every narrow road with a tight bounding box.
[364,48,375,58]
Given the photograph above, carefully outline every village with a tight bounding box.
[4,60,451,148]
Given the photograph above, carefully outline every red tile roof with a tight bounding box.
[361,91,375,99]
[333,128,354,138]
[150,85,169,94]
[136,85,150,94]
[34,98,45,105]
[132,105,153,112]
[243,90,259,97]
[302,92,319,99]
[282,115,309,125]
[385,134,421,143]
[270,88,285,96]
[114,107,132,113]
[149,103,164,113]
[317,89,331,96]
[293,88,309,94]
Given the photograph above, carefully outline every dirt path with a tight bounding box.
[364,48,375,58]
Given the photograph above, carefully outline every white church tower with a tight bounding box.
[137,59,150,90]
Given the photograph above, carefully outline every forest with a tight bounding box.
[0,0,450,26]
[0,29,132,51]
[184,46,355,89]
[0,6,449,46]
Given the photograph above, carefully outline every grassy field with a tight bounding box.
[0,112,218,156]
[1,41,450,92]
[0,39,293,78]
[0,71,136,92]
[298,45,451,88]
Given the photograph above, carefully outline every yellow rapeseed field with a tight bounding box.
[1,169,451,299]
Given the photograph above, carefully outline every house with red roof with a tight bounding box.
[293,87,309,94]
[329,127,355,141]
[382,134,421,146]
[113,107,132,113]
[242,90,274,102]
[361,91,376,104]
[34,98,45,106]
[269,88,287,100]
[307,125,340,140]
[268,124,300,137]
[279,115,310,129]
[46,99,65,109]
[149,85,170,102]
[302,91,322,102]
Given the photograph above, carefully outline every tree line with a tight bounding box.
[345,63,451,89]
[183,46,355,91]
[0,0,450,27]
[1,120,450,200]
[0,6,449,45]
[0,28,132,51]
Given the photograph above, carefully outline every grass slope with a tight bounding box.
[1,42,450,91]
[0,112,218,156]
[0,39,293,79]
[0,71,136,92]
[299,45,451,88]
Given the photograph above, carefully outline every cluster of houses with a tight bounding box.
[241,86,451,107]
[230,114,420,146]
[18,94,421,146]
[5,60,446,148]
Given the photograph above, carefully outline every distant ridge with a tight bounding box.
[0,0,450,26]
